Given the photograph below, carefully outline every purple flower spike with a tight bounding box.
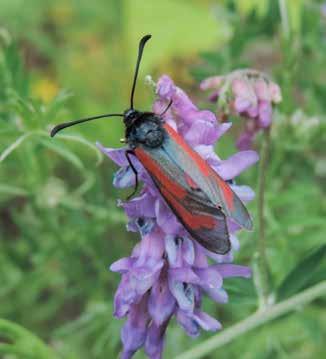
[200,69,282,149]
[100,75,256,358]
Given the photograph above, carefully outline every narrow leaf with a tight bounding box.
[0,184,28,197]
[0,132,32,162]
[276,245,326,300]
[40,138,84,170]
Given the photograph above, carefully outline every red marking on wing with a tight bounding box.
[135,147,216,231]
[164,124,210,176]
[164,123,235,211]
[185,173,198,189]
[214,175,234,211]
[134,147,186,200]
[160,187,216,230]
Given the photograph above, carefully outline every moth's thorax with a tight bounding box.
[124,110,165,149]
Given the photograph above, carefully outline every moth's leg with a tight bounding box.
[125,150,139,200]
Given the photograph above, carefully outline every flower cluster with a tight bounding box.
[200,70,282,150]
[98,75,259,359]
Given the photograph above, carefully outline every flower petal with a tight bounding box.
[258,100,272,128]
[214,264,252,278]
[200,76,224,90]
[164,235,183,268]
[168,279,195,312]
[236,131,256,151]
[169,267,201,285]
[184,118,219,146]
[232,78,257,107]
[113,255,164,318]
[182,237,195,265]
[214,151,259,180]
[234,97,251,113]
[176,309,200,337]
[113,166,135,188]
[110,257,135,273]
[194,145,220,166]
[119,192,156,218]
[148,275,175,326]
[192,310,222,332]
[156,75,177,99]
[230,234,240,251]
[96,143,127,166]
[193,266,223,292]
[231,185,255,202]
[254,79,271,101]
[269,82,282,103]
[121,295,149,358]
[193,242,209,267]
[144,322,168,359]
[137,229,165,262]
[135,217,156,236]
[114,275,137,317]
[155,199,182,235]
[204,287,229,303]
[209,91,219,103]
[216,122,232,140]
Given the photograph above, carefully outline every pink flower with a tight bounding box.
[200,70,282,150]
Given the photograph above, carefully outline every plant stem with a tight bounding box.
[278,0,290,40]
[254,128,272,308]
[175,281,326,359]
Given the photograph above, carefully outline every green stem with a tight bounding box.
[278,0,290,40]
[175,281,326,359]
[254,129,272,308]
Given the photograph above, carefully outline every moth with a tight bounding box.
[51,35,252,254]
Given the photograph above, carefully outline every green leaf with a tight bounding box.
[0,318,59,359]
[0,183,28,197]
[276,245,326,301]
[54,134,103,166]
[0,132,33,162]
[40,138,85,170]
[223,277,257,305]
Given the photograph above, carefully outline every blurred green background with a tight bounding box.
[0,0,325,358]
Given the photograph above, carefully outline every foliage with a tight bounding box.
[0,0,325,358]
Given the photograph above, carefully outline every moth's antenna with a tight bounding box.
[130,34,152,109]
[50,113,123,137]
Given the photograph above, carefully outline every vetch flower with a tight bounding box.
[200,69,282,150]
[98,75,258,358]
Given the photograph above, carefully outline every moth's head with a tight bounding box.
[123,109,140,126]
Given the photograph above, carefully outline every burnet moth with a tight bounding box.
[51,35,252,254]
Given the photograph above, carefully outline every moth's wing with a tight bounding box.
[163,123,253,230]
[134,145,230,254]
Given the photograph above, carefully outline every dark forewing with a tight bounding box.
[163,124,253,230]
[134,144,230,254]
